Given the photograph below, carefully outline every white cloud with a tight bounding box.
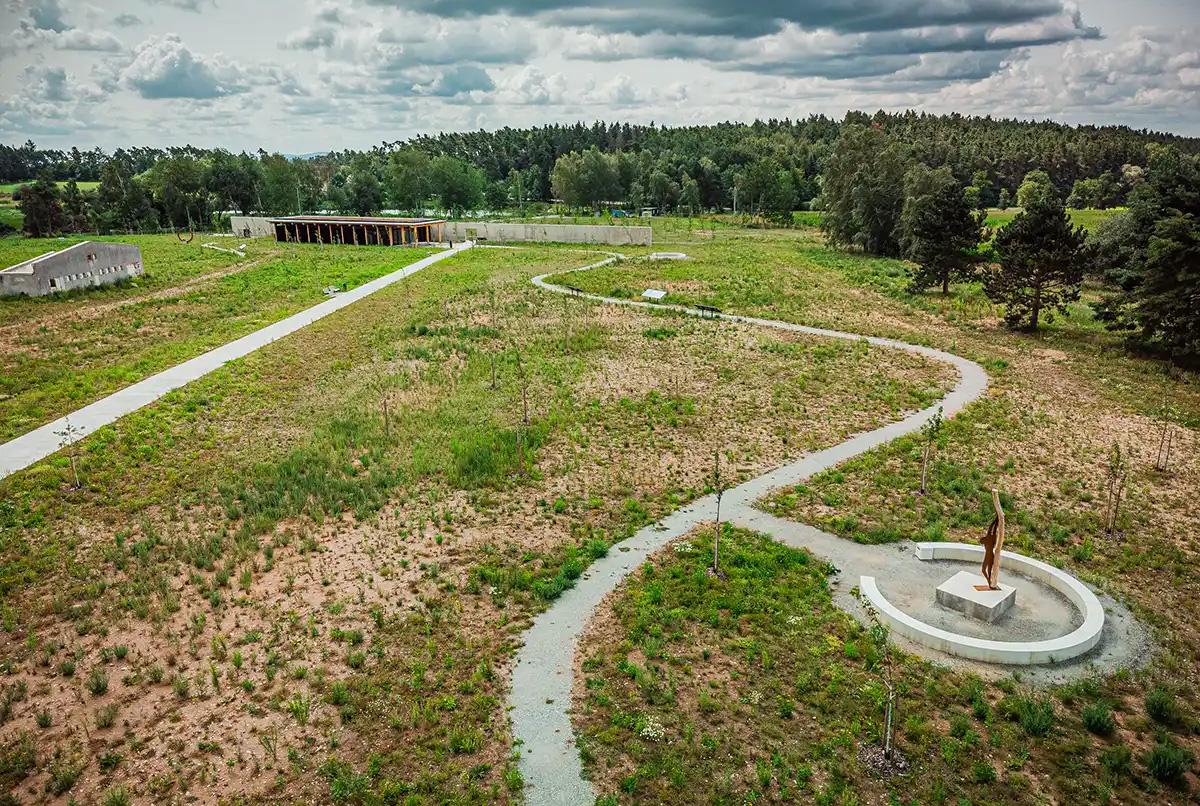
[121,34,250,98]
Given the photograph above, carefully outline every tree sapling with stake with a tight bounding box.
[54,416,85,489]
[709,450,726,578]
[1102,442,1130,537]
[919,406,943,495]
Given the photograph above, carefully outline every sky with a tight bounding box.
[0,0,1198,153]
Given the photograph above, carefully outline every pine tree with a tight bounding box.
[19,171,63,237]
[984,198,1087,330]
[898,165,983,294]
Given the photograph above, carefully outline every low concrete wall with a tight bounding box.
[446,221,652,246]
[859,542,1105,665]
[230,216,275,238]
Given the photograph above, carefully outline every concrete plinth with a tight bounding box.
[936,571,1016,623]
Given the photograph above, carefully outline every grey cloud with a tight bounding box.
[114,13,143,26]
[405,64,495,96]
[28,0,69,31]
[369,0,1086,40]
[143,0,214,11]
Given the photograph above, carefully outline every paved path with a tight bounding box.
[0,242,473,481]
[510,255,1144,805]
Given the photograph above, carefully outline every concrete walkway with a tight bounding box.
[0,242,473,481]
[510,256,1145,805]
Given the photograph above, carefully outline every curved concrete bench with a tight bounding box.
[860,542,1105,665]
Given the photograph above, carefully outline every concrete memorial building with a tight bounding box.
[0,241,143,298]
[268,215,446,246]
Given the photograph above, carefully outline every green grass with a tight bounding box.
[0,180,99,195]
[984,207,1123,231]
[575,526,1137,804]
[0,236,436,440]
[0,223,1195,802]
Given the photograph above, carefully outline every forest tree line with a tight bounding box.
[5,110,1200,226]
[5,112,1198,368]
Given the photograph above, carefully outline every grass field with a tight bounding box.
[0,234,957,804]
[0,181,100,195]
[565,224,1199,803]
[0,236,436,441]
[984,206,1123,231]
[0,222,1195,804]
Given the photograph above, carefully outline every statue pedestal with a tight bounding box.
[936,571,1016,623]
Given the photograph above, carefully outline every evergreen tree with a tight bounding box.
[984,198,1087,330]
[60,178,90,233]
[19,172,63,237]
[1098,147,1200,365]
[898,165,983,294]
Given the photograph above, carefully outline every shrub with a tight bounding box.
[1145,686,1178,724]
[96,703,119,729]
[972,760,997,783]
[1100,744,1131,778]
[0,732,37,786]
[86,668,109,696]
[448,729,484,754]
[1082,702,1116,736]
[1015,696,1054,737]
[1145,740,1194,784]
[45,753,85,795]
[103,786,131,806]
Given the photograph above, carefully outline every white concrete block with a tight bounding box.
[936,571,1016,623]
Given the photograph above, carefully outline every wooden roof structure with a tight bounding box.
[269,215,446,246]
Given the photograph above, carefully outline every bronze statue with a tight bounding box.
[975,489,1006,591]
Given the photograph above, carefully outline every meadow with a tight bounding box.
[567,221,1199,803]
[0,237,435,441]
[0,218,1193,804]
[0,233,956,804]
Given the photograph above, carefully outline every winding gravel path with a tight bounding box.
[510,254,1144,805]
[0,242,472,481]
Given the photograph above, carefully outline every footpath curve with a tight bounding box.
[510,254,1136,805]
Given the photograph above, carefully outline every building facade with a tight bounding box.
[269,215,446,246]
[0,241,143,298]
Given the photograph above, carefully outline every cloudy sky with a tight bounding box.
[1,0,1198,152]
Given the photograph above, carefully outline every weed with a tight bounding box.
[1146,740,1194,784]
[1145,686,1178,724]
[287,693,312,726]
[1082,702,1116,736]
[96,703,119,729]
[1100,745,1131,779]
[86,668,109,696]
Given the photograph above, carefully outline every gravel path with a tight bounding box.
[0,242,473,480]
[510,254,1148,805]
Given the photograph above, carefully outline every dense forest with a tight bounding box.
[4,111,1198,367]
[4,111,1199,209]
